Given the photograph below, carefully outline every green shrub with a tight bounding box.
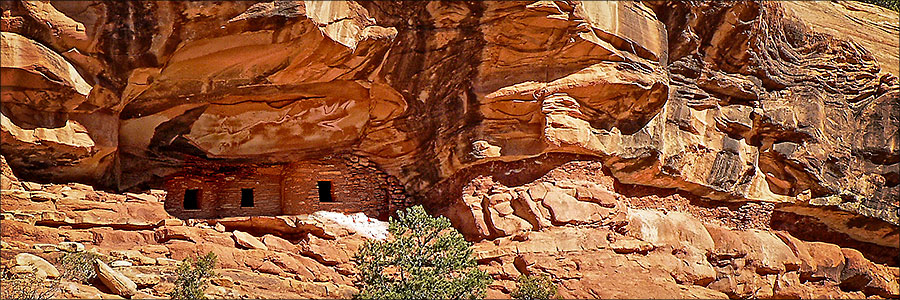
[511,274,558,300]
[857,0,899,12]
[0,265,60,300]
[59,251,106,284]
[169,252,217,300]
[353,205,492,300]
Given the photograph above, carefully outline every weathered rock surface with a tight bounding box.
[2,155,899,299]
[0,0,896,259]
[444,157,899,298]
[639,0,900,252]
[2,0,898,299]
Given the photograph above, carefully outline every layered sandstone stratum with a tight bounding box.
[1,1,898,299]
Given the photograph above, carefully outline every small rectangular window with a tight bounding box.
[317,181,333,202]
[184,189,200,210]
[241,188,254,207]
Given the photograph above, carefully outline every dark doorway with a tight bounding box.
[317,181,334,202]
[184,189,200,210]
[241,188,254,207]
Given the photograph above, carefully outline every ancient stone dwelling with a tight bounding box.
[163,155,407,220]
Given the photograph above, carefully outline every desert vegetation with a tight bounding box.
[353,205,492,299]
[170,252,218,300]
[511,274,559,300]
[58,251,108,284]
[0,265,60,300]
[858,0,899,11]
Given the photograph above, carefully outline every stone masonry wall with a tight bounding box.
[164,155,409,220]
[282,155,409,219]
[164,164,283,219]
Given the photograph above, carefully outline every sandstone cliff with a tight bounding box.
[1,0,898,299]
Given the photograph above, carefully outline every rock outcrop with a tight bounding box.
[2,155,898,299]
[446,156,898,299]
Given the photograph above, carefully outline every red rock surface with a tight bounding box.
[3,155,898,299]
[1,156,370,298]
[445,157,898,299]
[2,1,899,299]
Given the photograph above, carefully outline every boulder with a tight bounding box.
[94,258,138,297]
[805,242,845,282]
[510,190,551,230]
[494,201,514,216]
[10,265,36,275]
[211,276,234,288]
[232,230,267,250]
[119,268,162,288]
[257,260,284,275]
[540,190,608,224]
[471,242,516,261]
[33,243,58,252]
[774,231,823,279]
[742,230,801,274]
[268,252,316,280]
[609,237,656,254]
[627,209,714,251]
[58,241,85,252]
[14,253,59,278]
[840,248,899,298]
[301,235,350,265]
[261,234,297,253]
[442,194,492,239]
[574,183,618,208]
[705,223,747,259]
[487,207,532,237]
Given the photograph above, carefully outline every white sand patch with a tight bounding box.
[313,211,389,240]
